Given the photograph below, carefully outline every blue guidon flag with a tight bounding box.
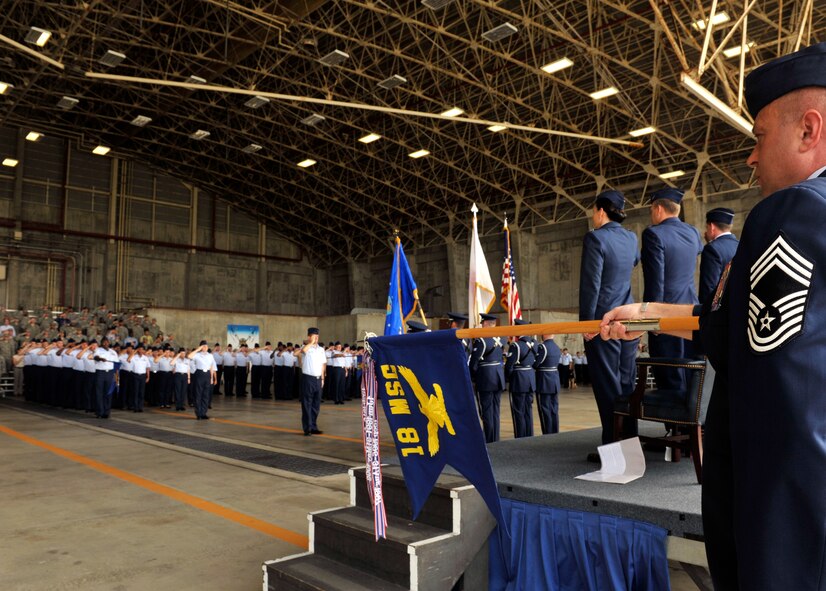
[367,330,509,537]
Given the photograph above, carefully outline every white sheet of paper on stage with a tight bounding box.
[575,437,646,484]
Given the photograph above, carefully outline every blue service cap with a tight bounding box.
[514,318,531,325]
[649,187,684,204]
[479,313,497,322]
[307,327,319,335]
[447,312,469,323]
[706,207,735,225]
[596,189,625,210]
[406,320,429,333]
[88,339,98,345]
[745,42,826,118]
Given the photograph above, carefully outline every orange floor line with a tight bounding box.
[0,423,309,549]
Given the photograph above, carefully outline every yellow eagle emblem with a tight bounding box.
[397,366,456,456]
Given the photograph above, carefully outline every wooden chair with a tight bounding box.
[613,357,714,484]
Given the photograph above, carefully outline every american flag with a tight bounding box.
[500,218,522,325]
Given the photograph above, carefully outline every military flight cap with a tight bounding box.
[745,42,826,118]
[649,187,684,204]
[480,313,497,322]
[447,312,469,323]
[307,327,319,335]
[514,318,531,325]
[707,207,735,225]
[406,320,429,333]
[596,189,625,210]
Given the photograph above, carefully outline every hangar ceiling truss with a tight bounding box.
[0,0,823,264]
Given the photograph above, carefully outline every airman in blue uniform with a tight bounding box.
[504,318,535,438]
[533,334,561,434]
[579,190,640,450]
[641,187,703,390]
[699,208,739,304]
[447,312,471,359]
[469,313,505,442]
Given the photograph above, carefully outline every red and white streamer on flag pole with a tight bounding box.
[361,352,387,540]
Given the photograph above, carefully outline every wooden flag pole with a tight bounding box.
[454,316,699,339]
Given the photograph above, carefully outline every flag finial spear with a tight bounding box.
[471,203,478,214]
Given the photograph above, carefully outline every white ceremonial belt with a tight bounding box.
[480,362,501,366]
[513,367,532,371]
[538,368,558,372]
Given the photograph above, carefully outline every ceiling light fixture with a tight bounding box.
[681,72,753,136]
[723,42,755,59]
[541,57,573,74]
[92,146,110,156]
[186,75,207,85]
[318,50,349,66]
[56,96,78,110]
[25,131,42,142]
[0,82,13,95]
[487,125,507,132]
[297,159,317,168]
[377,75,407,90]
[25,27,51,47]
[440,107,464,118]
[482,23,518,43]
[301,114,326,126]
[692,11,731,30]
[629,126,656,137]
[99,50,126,68]
[242,144,262,154]
[130,115,152,127]
[421,0,455,10]
[589,87,619,100]
[659,170,685,180]
[2,158,18,167]
[408,149,430,159]
[358,133,381,144]
[244,95,269,109]
[190,129,210,140]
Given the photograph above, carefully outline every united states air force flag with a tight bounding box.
[384,236,422,335]
[367,330,509,537]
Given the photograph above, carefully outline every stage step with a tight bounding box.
[264,553,407,591]
[265,465,496,591]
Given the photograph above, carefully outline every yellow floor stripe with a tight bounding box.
[0,423,309,549]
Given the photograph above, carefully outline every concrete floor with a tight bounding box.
[0,389,703,590]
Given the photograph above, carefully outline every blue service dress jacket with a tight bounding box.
[579,221,639,320]
[504,337,536,393]
[698,174,826,591]
[641,216,703,304]
[533,339,561,394]
[469,337,505,392]
[698,233,739,304]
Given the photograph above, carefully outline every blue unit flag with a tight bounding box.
[384,237,421,335]
[367,329,509,536]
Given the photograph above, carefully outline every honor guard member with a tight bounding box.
[212,344,223,397]
[188,341,216,420]
[579,190,640,454]
[92,337,118,418]
[600,42,826,591]
[468,313,505,443]
[406,320,429,333]
[641,186,703,390]
[249,343,263,398]
[297,327,326,436]
[699,208,739,304]
[533,334,562,435]
[221,344,235,397]
[447,312,471,359]
[504,319,536,438]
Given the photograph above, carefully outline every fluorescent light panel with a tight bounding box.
[409,149,430,159]
[680,72,753,136]
[377,75,407,90]
[25,132,42,142]
[99,50,126,68]
[421,0,455,10]
[301,114,326,126]
[629,126,656,137]
[541,57,573,74]
[440,107,464,117]
[692,11,730,30]
[57,96,78,110]
[659,170,685,179]
[358,133,381,144]
[92,146,110,156]
[130,115,152,127]
[244,95,269,109]
[186,75,206,85]
[487,125,507,132]
[0,82,13,94]
[318,49,349,66]
[297,159,316,168]
[482,23,518,43]
[25,27,51,47]
[2,158,18,167]
[590,86,619,100]
[723,42,755,58]
[242,144,262,154]
[190,129,210,140]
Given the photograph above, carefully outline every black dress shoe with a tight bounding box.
[310,429,323,435]
[202,415,210,420]
[586,452,601,464]
[304,431,311,436]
